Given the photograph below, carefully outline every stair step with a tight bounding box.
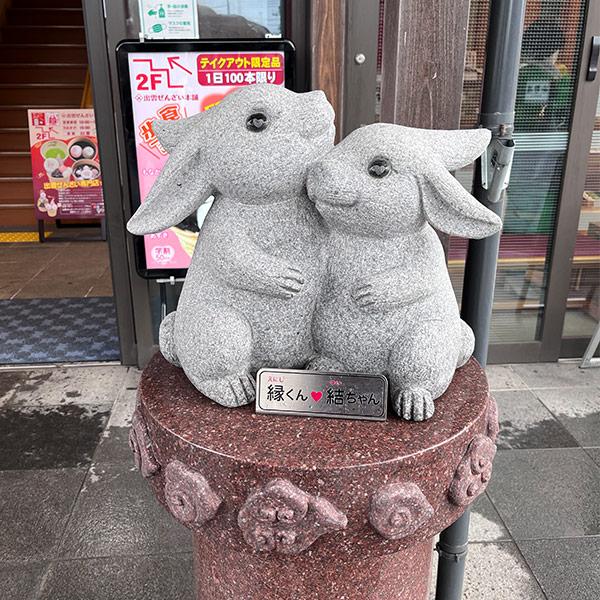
[0,177,34,203]
[6,8,84,27]
[0,152,31,177]
[0,44,88,63]
[0,205,36,226]
[1,25,86,45]
[0,106,75,128]
[17,0,82,8]
[0,128,30,151]
[0,64,87,84]
[0,84,83,105]
[0,107,29,128]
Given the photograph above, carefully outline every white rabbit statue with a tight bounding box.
[306,123,502,421]
[128,84,335,407]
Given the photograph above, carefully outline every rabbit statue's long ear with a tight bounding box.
[127,113,213,235]
[417,128,491,171]
[419,169,502,239]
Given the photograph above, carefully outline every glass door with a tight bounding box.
[452,0,599,362]
[558,78,600,355]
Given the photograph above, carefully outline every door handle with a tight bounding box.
[587,35,600,81]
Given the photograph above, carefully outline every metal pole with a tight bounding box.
[435,2,526,599]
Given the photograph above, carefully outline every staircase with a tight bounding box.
[0,0,87,226]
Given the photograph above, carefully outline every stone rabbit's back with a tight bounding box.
[307,123,502,421]
[128,84,335,407]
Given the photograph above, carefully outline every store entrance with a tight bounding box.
[0,0,119,365]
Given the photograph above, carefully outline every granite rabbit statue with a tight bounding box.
[128,84,335,407]
[306,122,502,421]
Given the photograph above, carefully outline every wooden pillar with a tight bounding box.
[380,0,471,130]
[311,0,346,139]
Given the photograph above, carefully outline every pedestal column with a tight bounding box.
[131,354,498,600]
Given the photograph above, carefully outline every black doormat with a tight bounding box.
[0,297,120,364]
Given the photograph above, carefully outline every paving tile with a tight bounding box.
[124,366,142,390]
[0,404,110,470]
[533,387,600,447]
[494,389,578,449]
[8,365,126,407]
[107,387,137,428]
[464,542,545,599]
[94,426,134,466]
[430,542,545,600]
[585,447,600,467]
[519,537,600,600]
[14,277,103,299]
[0,562,47,600]
[469,493,510,542]
[38,554,195,600]
[58,462,191,559]
[486,448,600,539]
[486,365,528,391]
[0,279,29,300]
[0,468,86,561]
[94,388,137,465]
[0,260,43,280]
[511,362,600,389]
[0,370,30,404]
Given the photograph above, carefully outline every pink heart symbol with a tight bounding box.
[311,391,322,402]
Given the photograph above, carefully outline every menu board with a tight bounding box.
[117,39,294,278]
[28,109,104,220]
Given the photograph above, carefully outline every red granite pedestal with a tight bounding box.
[131,353,499,600]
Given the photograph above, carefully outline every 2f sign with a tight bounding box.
[136,72,163,90]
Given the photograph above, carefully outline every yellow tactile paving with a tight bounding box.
[0,232,53,243]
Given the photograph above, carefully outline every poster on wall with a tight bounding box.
[139,0,199,39]
[117,39,294,278]
[27,109,104,220]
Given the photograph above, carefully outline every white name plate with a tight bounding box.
[256,368,388,421]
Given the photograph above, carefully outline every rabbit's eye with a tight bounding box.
[246,113,268,132]
[368,157,391,179]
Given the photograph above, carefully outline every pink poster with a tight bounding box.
[28,109,104,220]
[128,50,286,271]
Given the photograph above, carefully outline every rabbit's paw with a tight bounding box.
[352,278,393,312]
[199,373,256,408]
[393,388,435,422]
[264,265,305,299]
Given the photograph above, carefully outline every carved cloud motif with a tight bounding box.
[129,410,160,478]
[448,434,497,506]
[237,479,347,555]
[164,460,222,529]
[369,482,434,540]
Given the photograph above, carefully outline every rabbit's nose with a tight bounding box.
[308,161,330,182]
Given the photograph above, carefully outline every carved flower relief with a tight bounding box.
[486,394,499,442]
[237,479,347,555]
[164,460,222,529]
[369,482,434,540]
[129,410,160,478]
[448,434,497,507]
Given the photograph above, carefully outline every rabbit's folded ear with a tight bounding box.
[127,150,213,235]
[152,112,204,154]
[417,128,491,171]
[127,114,213,235]
[419,170,503,239]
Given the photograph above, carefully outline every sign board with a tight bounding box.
[139,1,199,39]
[27,109,104,220]
[117,39,295,278]
[256,369,388,422]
